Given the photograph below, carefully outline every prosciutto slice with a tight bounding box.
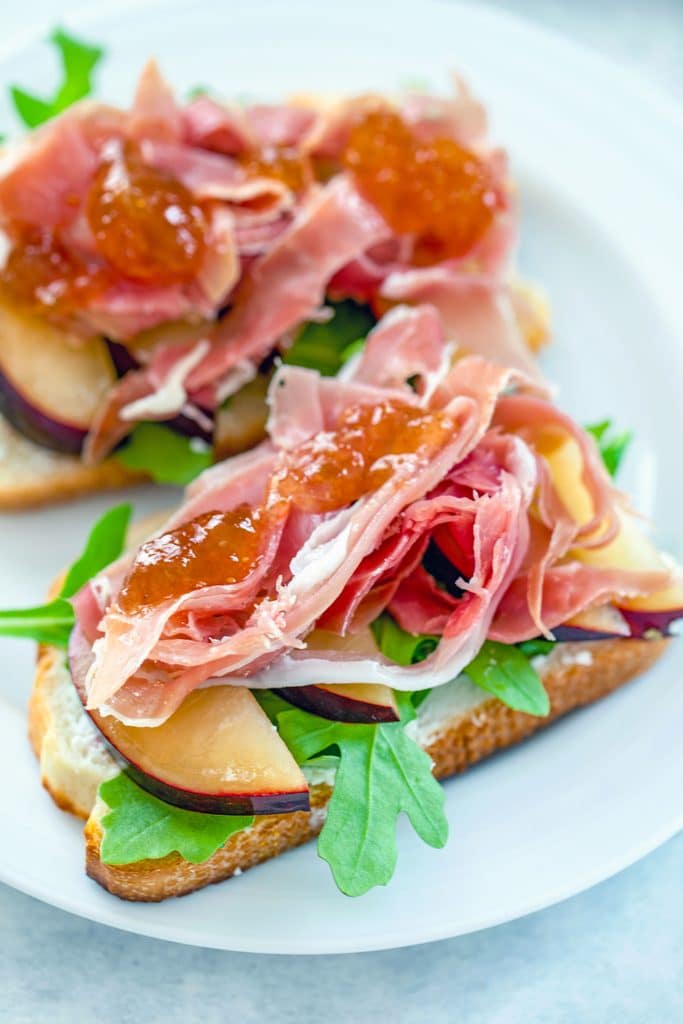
[242,432,536,692]
[184,175,390,392]
[82,317,533,721]
[78,290,677,723]
[382,268,542,381]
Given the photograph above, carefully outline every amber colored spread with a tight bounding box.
[343,109,501,264]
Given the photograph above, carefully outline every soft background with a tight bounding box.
[1,1,681,1021]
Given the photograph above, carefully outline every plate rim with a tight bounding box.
[0,0,681,953]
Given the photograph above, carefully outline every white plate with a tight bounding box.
[0,0,681,954]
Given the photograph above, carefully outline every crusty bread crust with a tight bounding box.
[27,633,667,901]
[0,376,268,511]
[0,418,144,509]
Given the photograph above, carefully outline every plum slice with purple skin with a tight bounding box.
[277,683,400,723]
[69,625,309,815]
[618,606,682,637]
[0,298,115,454]
[550,604,633,643]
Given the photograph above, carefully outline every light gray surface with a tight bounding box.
[1,1,681,1021]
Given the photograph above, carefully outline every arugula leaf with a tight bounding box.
[518,638,556,658]
[11,28,104,128]
[99,774,253,865]
[60,503,131,598]
[338,337,366,365]
[276,701,447,896]
[116,423,213,485]
[586,419,632,478]
[10,92,54,129]
[0,502,131,647]
[283,300,376,376]
[465,640,550,717]
[370,612,439,666]
[187,85,211,100]
[0,598,75,647]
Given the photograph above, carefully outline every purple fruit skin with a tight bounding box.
[0,368,87,454]
[277,685,399,723]
[68,625,307,816]
[110,756,310,815]
[618,606,682,638]
[550,624,629,643]
[104,338,138,377]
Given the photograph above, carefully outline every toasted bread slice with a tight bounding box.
[28,635,666,901]
[0,418,144,509]
[0,374,269,510]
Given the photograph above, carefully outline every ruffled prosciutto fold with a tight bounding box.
[0,62,533,464]
[74,302,677,726]
[79,310,532,721]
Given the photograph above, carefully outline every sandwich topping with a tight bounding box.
[0,57,534,477]
[70,304,678,729]
[0,36,680,898]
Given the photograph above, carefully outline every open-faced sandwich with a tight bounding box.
[0,32,547,507]
[3,299,680,899]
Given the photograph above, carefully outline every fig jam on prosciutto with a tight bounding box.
[118,504,271,614]
[343,110,503,265]
[276,398,453,512]
[237,146,312,195]
[117,396,453,613]
[0,225,106,316]
[86,144,207,285]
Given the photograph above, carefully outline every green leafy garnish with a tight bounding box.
[60,503,131,598]
[99,774,253,865]
[0,598,76,647]
[11,28,104,128]
[116,423,213,486]
[274,698,447,897]
[338,337,367,364]
[586,420,632,478]
[465,640,550,717]
[283,300,376,376]
[518,638,556,658]
[0,503,131,648]
[370,612,439,666]
[187,85,211,100]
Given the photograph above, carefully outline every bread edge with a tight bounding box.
[28,635,667,901]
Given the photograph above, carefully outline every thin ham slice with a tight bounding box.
[126,59,183,144]
[490,562,671,643]
[139,140,294,212]
[382,267,543,381]
[184,175,391,393]
[400,76,487,146]
[0,114,97,227]
[182,96,256,154]
[349,303,450,396]
[242,432,535,692]
[83,342,527,720]
[247,104,317,148]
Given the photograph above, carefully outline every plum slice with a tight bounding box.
[0,298,115,453]
[277,682,400,723]
[69,627,309,815]
[552,604,632,642]
[575,511,683,637]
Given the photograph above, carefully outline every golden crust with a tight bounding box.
[24,636,666,902]
[0,447,144,510]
